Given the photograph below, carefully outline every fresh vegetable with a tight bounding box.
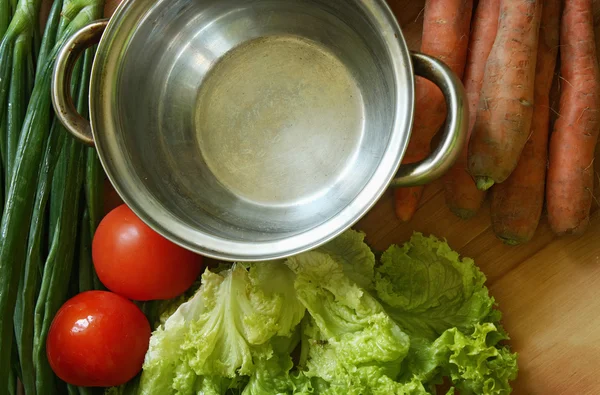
[393,0,473,222]
[85,142,104,234]
[374,235,497,340]
[77,50,102,294]
[130,230,517,395]
[442,0,499,219]
[47,291,151,387]
[0,0,40,193]
[546,0,600,235]
[15,120,65,395]
[0,0,104,391]
[12,2,65,393]
[491,0,560,245]
[36,0,63,74]
[79,209,98,293]
[0,0,46,389]
[34,14,101,393]
[92,204,204,301]
[289,251,416,394]
[138,260,306,393]
[468,0,543,191]
[0,0,10,40]
[35,133,86,393]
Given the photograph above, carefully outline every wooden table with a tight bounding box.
[97,1,600,394]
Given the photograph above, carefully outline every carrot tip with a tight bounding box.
[475,177,495,191]
[395,210,415,223]
[550,221,589,237]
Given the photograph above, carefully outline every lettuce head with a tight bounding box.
[132,230,517,395]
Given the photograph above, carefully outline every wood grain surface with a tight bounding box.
[94,0,600,394]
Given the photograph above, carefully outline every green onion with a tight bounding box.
[0,0,11,208]
[35,131,86,395]
[0,1,11,39]
[78,209,95,292]
[67,384,79,395]
[0,0,42,188]
[31,37,84,395]
[7,370,15,395]
[0,0,45,391]
[9,333,20,395]
[81,45,105,292]
[6,35,34,191]
[83,47,103,237]
[36,0,63,75]
[0,0,13,212]
[0,0,104,389]
[14,118,64,395]
[34,12,99,392]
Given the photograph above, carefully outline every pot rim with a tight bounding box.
[89,0,415,261]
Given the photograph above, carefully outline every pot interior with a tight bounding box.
[93,0,412,259]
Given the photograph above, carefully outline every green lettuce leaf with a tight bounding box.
[375,233,497,340]
[139,263,305,394]
[308,366,430,395]
[317,230,376,290]
[371,233,517,394]
[286,251,413,394]
[242,354,294,395]
[241,329,310,395]
[245,262,307,337]
[242,349,314,395]
[400,323,517,395]
[435,324,517,395]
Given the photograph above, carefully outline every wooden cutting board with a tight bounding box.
[96,1,600,394]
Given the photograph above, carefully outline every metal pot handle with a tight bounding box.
[390,52,468,187]
[51,20,109,146]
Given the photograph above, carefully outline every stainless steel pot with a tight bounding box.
[51,0,467,261]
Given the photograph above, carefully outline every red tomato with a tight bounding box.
[46,291,151,387]
[92,204,203,301]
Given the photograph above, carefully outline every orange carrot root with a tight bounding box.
[443,0,500,219]
[491,0,560,245]
[394,187,424,222]
[394,0,473,222]
[467,0,543,191]
[546,0,600,236]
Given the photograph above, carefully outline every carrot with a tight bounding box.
[491,0,560,245]
[394,0,473,222]
[442,0,500,219]
[546,0,600,236]
[467,0,543,191]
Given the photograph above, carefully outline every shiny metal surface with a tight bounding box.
[52,20,108,146]
[391,52,468,187]
[52,0,467,261]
